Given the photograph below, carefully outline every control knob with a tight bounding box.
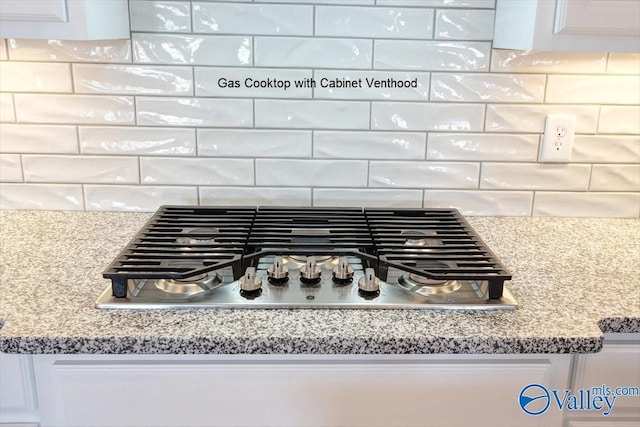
[267,256,289,284]
[332,256,354,283]
[239,267,262,292]
[300,256,322,284]
[358,268,381,294]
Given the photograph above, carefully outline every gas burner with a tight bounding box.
[397,260,462,295]
[153,261,223,297]
[176,227,218,245]
[401,230,441,247]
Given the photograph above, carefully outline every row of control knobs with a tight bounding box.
[239,256,380,294]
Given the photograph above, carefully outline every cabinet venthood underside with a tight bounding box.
[98,206,516,310]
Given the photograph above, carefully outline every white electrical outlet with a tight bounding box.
[540,114,576,162]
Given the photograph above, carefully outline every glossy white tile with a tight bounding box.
[314,131,426,159]
[314,188,423,208]
[256,159,368,187]
[424,190,533,216]
[430,73,544,103]
[200,187,311,206]
[255,0,373,4]
[590,165,640,192]
[316,6,433,39]
[0,184,84,210]
[132,33,251,65]
[572,136,640,163]
[80,127,195,156]
[140,157,253,185]
[198,129,311,157]
[377,0,494,6]
[490,50,607,74]
[7,39,132,63]
[607,53,640,74]
[0,62,71,93]
[598,107,640,134]
[546,75,640,105]
[427,133,539,161]
[0,93,15,122]
[14,95,134,125]
[85,185,198,211]
[0,39,7,60]
[193,2,312,35]
[435,9,494,40]
[369,161,479,188]
[73,65,193,95]
[255,37,371,69]
[533,192,640,218]
[374,41,490,71]
[0,154,22,182]
[0,125,78,153]
[130,1,191,32]
[136,97,252,127]
[255,100,369,129]
[22,155,139,184]
[371,102,484,131]
[195,67,312,98]
[313,70,429,101]
[486,105,599,133]
[481,163,591,191]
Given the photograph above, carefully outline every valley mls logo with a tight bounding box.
[518,383,637,416]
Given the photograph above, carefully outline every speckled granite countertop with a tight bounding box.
[0,211,638,355]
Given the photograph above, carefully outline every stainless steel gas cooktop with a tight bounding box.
[97,206,517,310]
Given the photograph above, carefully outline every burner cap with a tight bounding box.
[176,227,218,245]
[401,230,441,247]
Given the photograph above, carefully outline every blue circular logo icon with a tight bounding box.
[519,384,551,416]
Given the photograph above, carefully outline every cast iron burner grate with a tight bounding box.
[103,206,512,300]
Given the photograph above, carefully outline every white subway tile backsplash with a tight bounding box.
[255,0,373,4]
[533,192,640,218]
[0,154,22,182]
[0,125,78,153]
[316,6,433,39]
[435,9,494,40]
[313,70,429,101]
[0,184,84,210]
[73,65,193,95]
[374,41,490,71]
[0,93,15,122]
[369,161,479,188]
[256,159,368,187]
[314,131,426,159]
[430,73,544,103]
[313,188,423,208]
[481,163,591,191]
[198,129,311,157]
[193,2,312,35]
[0,62,71,93]
[85,185,198,211]
[195,67,312,98]
[572,136,640,163]
[255,37,371,69]
[424,190,533,216]
[79,127,196,156]
[23,155,139,184]
[427,133,539,161]
[255,100,369,129]
[590,165,640,191]
[136,97,252,127]
[14,95,134,125]
[546,75,640,105]
[130,1,191,33]
[486,105,599,133]
[200,187,311,206]
[132,34,251,65]
[141,157,253,185]
[377,0,494,6]
[598,106,640,134]
[372,102,484,131]
[607,53,640,74]
[7,39,132,63]
[490,50,607,74]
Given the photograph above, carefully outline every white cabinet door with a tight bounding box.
[0,0,129,40]
[33,354,571,427]
[494,0,640,52]
[0,353,38,425]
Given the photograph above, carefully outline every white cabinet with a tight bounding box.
[32,354,571,427]
[0,353,38,426]
[0,0,129,40]
[494,0,640,52]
